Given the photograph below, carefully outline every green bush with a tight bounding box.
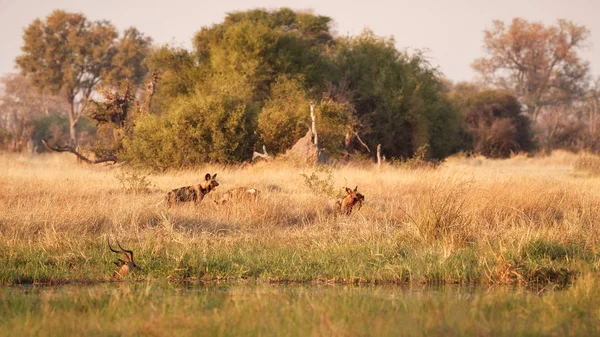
[258,76,311,155]
[126,9,462,168]
[123,83,257,169]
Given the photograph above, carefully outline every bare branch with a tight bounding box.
[252,145,271,161]
[353,131,371,153]
[41,139,117,164]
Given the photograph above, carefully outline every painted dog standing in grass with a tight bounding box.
[167,173,219,207]
[215,187,260,205]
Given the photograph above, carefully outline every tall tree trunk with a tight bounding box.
[68,101,79,148]
[70,120,79,148]
[310,101,318,146]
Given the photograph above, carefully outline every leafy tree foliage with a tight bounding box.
[86,81,138,161]
[472,18,590,121]
[535,83,600,153]
[122,77,258,169]
[258,76,311,154]
[126,8,335,166]
[146,46,197,113]
[0,74,70,152]
[16,10,151,147]
[449,84,534,158]
[332,31,459,159]
[125,8,460,167]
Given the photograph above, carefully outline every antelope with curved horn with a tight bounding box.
[108,239,141,281]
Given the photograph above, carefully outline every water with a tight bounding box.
[0,281,597,336]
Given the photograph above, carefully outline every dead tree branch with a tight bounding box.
[41,140,117,164]
[252,145,271,161]
[353,131,371,153]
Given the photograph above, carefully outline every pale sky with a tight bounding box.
[1,0,599,83]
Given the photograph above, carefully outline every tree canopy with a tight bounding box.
[449,84,534,158]
[472,18,590,121]
[16,10,152,147]
[0,74,69,152]
[124,8,459,168]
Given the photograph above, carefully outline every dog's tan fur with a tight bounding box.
[337,186,365,215]
[216,187,260,205]
[167,173,219,207]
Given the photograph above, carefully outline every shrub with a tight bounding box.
[258,76,310,155]
[122,83,258,169]
[300,166,337,199]
[114,170,153,193]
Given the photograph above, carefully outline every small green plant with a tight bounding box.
[300,166,337,198]
[114,170,152,193]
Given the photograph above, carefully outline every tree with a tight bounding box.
[127,9,459,168]
[449,84,534,158]
[122,77,258,169]
[16,10,151,148]
[258,76,311,154]
[0,74,69,152]
[472,18,590,121]
[535,79,600,152]
[127,8,335,166]
[333,31,459,159]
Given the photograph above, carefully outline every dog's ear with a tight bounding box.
[354,186,358,192]
[205,173,211,180]
[345,187,352,194]
[212,173,217,179]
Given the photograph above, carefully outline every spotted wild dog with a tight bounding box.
[215,187,260,205]
[167,173,219,207]
[336,186,365,215]
[108,239,142,281]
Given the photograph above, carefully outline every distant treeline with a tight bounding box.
[2,9,598,168]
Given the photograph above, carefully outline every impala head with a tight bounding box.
[201,173,219,192]
[108,239,141,280]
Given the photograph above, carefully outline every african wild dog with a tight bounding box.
[215,187,260,205]
[167,173,219,207]
[336,186,365,215]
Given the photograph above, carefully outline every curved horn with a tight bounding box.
[107,238,121,254]
[108,238,129,262]
[116,240,134,262]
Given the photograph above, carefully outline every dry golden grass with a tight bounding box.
[0,150,599,285]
